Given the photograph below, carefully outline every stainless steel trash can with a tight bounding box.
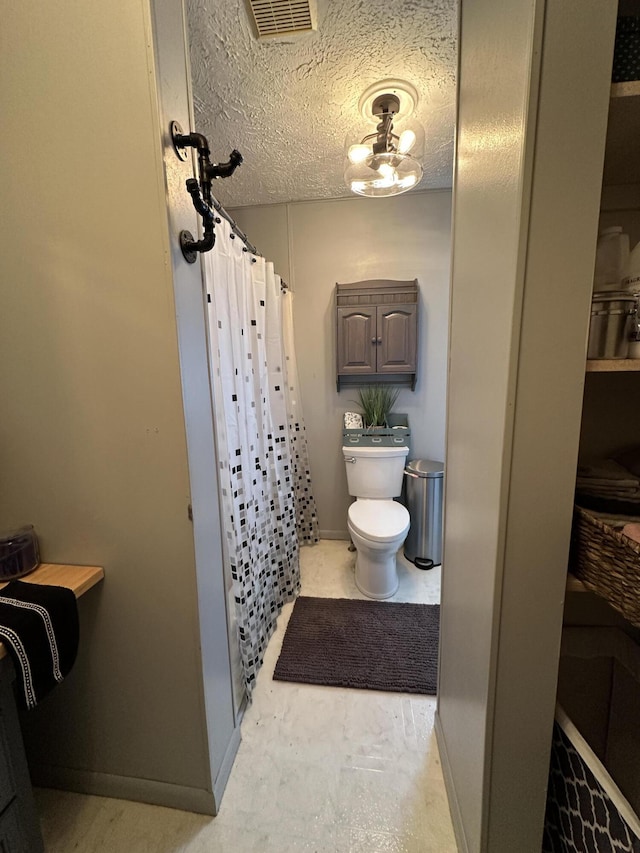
[403,460,444,569]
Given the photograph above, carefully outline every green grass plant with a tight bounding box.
[353,384,400,428]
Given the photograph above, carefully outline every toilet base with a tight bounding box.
[354,555,399,600]
[348,524,406,600]
[346,500,409,600]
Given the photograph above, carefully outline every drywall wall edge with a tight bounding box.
[30,765,215,815]
[435,711,470,853]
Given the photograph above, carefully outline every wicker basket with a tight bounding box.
[570,506,640,626]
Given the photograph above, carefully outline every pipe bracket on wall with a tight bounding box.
[170,121,243,264]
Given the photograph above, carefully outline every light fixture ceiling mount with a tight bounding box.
[358,79,419,123]
[345,79,423,198]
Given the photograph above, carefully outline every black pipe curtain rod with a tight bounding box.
[169,121,288,286]
[170,121,261,261]
[212,193,291,292]
[211,195,261,258]
[211,196,290,294]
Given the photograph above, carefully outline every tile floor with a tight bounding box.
[35,540,456,852]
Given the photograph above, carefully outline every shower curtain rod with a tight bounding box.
[210,192,290,290]
[210,194,261,257]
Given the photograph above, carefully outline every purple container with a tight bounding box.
[0,525,40,580]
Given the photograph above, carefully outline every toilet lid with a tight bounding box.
[348,500,410,543]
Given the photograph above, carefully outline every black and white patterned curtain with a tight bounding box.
[204,220,318,695]
[282,289,320,545]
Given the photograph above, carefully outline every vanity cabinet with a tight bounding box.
[0,657,43,852]
[0,564,104,852]
[336,279,418,390]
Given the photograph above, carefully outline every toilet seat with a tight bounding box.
[348,499,409,543]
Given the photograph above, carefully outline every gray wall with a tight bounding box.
[0,0,234,813]
[438,0,617,850]
[232,192,452,537]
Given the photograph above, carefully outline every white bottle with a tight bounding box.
[623,240,640,294]
[594,226,630,292]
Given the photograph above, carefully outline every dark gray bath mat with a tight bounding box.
[273,596,439,695]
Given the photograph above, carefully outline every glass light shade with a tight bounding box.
[377,162,395,179]
[347,143,371,164]
[398,129,416,154]
[344,151,423,198]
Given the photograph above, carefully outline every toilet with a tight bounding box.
[342,444,410,599]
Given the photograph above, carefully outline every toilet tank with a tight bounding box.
[342,445,410,498]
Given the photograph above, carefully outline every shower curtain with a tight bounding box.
[204,219,319,695]
[281,289,319,543]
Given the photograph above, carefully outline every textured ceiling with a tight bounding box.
[187,0,457,208]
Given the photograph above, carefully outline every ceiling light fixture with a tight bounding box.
[345,81,424,198]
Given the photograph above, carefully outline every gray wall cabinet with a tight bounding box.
[336,279,418,389]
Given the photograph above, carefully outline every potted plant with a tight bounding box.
[354,384,400,429]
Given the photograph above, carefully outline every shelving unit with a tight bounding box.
[586,358,640,371]
[611,80,640,98]
[586,83,640,376]
[559,61,640,835]
[604,78,640,185]
[569,63,640,622]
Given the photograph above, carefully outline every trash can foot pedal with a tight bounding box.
[414,557,435,570]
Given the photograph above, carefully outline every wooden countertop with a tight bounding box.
[0,563,104,661]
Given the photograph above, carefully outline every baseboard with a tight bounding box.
[319,529,350,540]
[213,723,241,812]
[30,764,216,816]
[435,710,470,853]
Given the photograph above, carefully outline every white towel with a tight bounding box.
[344,412,363,430]
[576,458,640,501]
[577,458,640,487]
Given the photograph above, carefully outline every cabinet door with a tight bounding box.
[0,660,44,852]
[0,716,15,816]
[337,306,377,374]
[0,802,22,853]
[377,304,417,373]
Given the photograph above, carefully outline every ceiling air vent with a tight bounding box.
[246,0,317,39]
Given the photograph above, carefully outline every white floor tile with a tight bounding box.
[35,540,456,852]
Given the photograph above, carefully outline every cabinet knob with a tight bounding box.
[377,337,382,344]
[371,337,377,344]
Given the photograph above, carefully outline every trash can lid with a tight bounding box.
[405,459,444,478]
